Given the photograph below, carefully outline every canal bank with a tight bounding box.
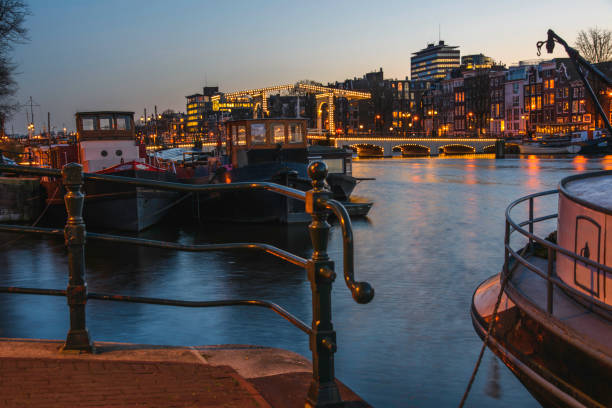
[1,155,611,407]
[0,338,368,407]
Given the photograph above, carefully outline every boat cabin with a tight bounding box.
[225,118,307,168]
[75,111,143,172]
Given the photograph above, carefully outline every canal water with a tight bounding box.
[1,154,611,407]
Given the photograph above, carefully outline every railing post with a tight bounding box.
[60,163,94,353]
[503,219,510,278]
[528,197,534,252]
[305,161,341,407]
[547,247,554,315]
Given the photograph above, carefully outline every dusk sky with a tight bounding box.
[8,0,612,133]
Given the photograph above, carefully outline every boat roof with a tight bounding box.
[562,172,612,213]
[226,117,307,123]
[76,111,134,116]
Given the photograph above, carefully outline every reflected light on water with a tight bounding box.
[572,155,587,172]
[602,155,612,171]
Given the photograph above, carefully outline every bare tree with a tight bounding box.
[0,0,28,135]
[575,27,612,63]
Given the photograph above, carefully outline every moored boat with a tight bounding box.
[192,118,372,223]
[471,170,612,407]
[39,111,181,231]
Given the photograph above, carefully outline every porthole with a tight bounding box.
[101,150,108,157]
[115,149,123,156]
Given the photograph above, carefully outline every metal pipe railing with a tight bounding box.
[0,160,374,408]
[504,189,612,320]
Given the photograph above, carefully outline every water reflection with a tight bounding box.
[1,156,610,407]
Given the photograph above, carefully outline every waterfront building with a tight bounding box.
[503,65,530,138]
[411,40,460,81]
[489,70,506,136]
[461,54,494,70]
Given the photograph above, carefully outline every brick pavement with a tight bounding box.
[0,339,370,408]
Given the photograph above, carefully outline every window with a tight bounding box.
[289,124,303,143]
[99,117,112,130]
[572,101,578,113]
[236,125,246,145]
[513,96,519,106]
[81,117,96,131]
[583,114,591,123]
[271,124,285,144]
[513,83,519,94]
[116,116,130,130]
[251,124,266,144]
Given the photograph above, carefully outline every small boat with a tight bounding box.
[518,142,575,155]
[471,170,612,407]
[39,111,181,231]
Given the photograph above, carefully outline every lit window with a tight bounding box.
[271,124,285,144]
[237,125,246,145]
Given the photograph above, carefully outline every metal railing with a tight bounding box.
[504,189,612,319]
[0,161,374,407]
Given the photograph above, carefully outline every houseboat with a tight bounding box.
[192,118,370,223]
[471,171,611,407]
[40,111,180,231]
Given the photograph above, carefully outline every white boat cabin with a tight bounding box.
[76,111,143,172]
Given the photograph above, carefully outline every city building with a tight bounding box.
[461,54,494,70]
[185,86,220,141]
[411,41,460,81]
[504,65,530,137]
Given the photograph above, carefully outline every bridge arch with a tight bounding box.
[316,100,330,132]
[394,143,431,156]
[482,144,496,154]
[350,143,384,157]
[438,144,476,154]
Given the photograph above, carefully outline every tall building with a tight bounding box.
[411,41,460,81]
[185,86,219,141]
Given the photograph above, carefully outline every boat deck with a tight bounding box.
[508,255,612,357]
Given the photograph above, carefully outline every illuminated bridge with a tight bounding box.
[216,82,370,134]
[311,135,500,156]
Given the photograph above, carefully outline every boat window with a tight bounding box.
[251,123,266,144]
[81,117,97,131]
[325,158,344,174]
[272,124,285,144]
[116,116,130,130]
[236,125,246,145]
[288,123,302,143]
[99,117,113,130]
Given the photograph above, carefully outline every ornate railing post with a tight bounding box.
[60,163,94,353]
[305,161,341,407]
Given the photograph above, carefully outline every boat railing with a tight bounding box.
[504,189,612,319]
[0,161,374,408]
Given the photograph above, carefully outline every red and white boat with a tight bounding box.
[40,111,180,231]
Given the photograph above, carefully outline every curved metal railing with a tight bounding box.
[0,161,373,407]
[504,190,612,317]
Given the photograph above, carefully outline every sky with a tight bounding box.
[7,0,612,133]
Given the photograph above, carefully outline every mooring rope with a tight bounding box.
[458,244,526,408]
